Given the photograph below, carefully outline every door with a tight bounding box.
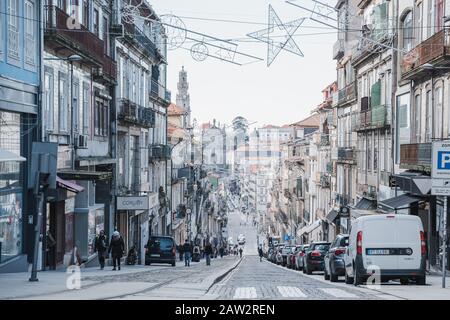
[363,218,398,270]
[396,218,422,270]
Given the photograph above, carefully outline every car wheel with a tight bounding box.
[330,272,338,282]
[416,276,426,285]
[345,269,353,284]
[400,278,409,285]
[172,262,176,267]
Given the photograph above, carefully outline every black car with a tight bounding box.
[145,236,176,266]
[303,241,331,275]
[324,234,349,282]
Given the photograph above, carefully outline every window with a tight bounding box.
[94,99,108,137]
[0,0,4,56]
[44,72,54,131]
[414,94,421,143]
[7,0,19,59]
[93,8,99,36]
[58,75,68,132]
[396,94,411,163]
[82,0,89,27]
[402,11,414,52]
[103,16,109,54]
[82,84,90,135]
[24,1,36,65]
[425,90,432,142]
[435,0,444,33]
[73,81,79,133]
[428,0,435,38]
[415,1,423,45]
[434,86,443,139]
[368,133,372,172]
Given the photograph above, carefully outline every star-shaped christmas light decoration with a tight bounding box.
[247,5,305,67]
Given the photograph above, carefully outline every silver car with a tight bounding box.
[294,244,310,270]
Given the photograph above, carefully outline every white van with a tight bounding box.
[344,214,426,286]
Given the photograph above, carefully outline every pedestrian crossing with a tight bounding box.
[231,286,361,299]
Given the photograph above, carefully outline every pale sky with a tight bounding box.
[150,0,337,127]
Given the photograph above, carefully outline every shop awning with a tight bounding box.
[56,176,84,193]
[392,172,431,195]
[0,148,26,162]
[57,170,112,181]
[326,209,339,223]
[354,197,377,210]
[378,194,422,212]
[297,220,322,237]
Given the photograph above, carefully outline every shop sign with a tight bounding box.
[65,198,75,214]
[117,196,149,210]
[432,141,450,195]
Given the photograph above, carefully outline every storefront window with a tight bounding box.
[0,111,22,263]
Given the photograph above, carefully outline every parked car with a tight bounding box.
[145,236,176,266]
[287,245,302,269]
[324,234,349,282]
[294,244,310,270]
[303,241,331,274]
[344,214,426,286]
[276,248,283,265]
[280,246,293,266]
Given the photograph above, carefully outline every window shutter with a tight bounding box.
[371,80,381,108]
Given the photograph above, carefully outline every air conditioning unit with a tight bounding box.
[76,134,88,149]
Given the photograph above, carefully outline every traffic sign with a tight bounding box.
[431,142,450,195]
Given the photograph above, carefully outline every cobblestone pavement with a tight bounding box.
[206,255,388,300]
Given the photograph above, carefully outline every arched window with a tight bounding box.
[402,11,414,51]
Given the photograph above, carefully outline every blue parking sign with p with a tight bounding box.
[437,151,450,170]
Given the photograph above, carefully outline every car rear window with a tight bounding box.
[340,237,349,247]
[148,237,173,250]
[312,244,330,251]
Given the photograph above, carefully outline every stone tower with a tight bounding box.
[176,66,191,127]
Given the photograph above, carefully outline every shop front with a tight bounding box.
[0,147,26,264]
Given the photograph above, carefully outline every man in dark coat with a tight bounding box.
[94,230,108,270]
[204,242,213,266]
[108,231,125,270]
[183,240,192,267]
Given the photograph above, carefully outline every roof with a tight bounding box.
[0,148,26,162]
[290,114,321,128]
[168,103,186,116]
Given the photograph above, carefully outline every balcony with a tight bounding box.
[319,174,331,188]
[402,29,450,80]
[44,5,116,82]
[320,134,330,146]
[150,79,171,106]
[326,162,335,175]
[400,143,432,172]
[333,39,344,60]
[149,144,171,161]
[122,20,163,62]
[337,147,356,164]
[337,82,356,106]
[335,193,351,207]
[118,99,155,128]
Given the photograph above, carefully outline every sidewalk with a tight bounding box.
[0,256,242,300]
[361,274,450,300]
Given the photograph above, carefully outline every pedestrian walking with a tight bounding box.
[239,247,243,258]
[94,230,108,270]
[205,242,213,266]
[108,231,125,271]
[258,246,263,262]
[183,240,192,266]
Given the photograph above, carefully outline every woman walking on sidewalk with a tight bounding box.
[109,231,125,271]
[183,240,192,267]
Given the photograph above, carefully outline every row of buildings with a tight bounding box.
[265,0,450,270]
[0,0,226,273]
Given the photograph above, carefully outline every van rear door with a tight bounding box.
[363,217,398,270]
[396,217,422,270]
